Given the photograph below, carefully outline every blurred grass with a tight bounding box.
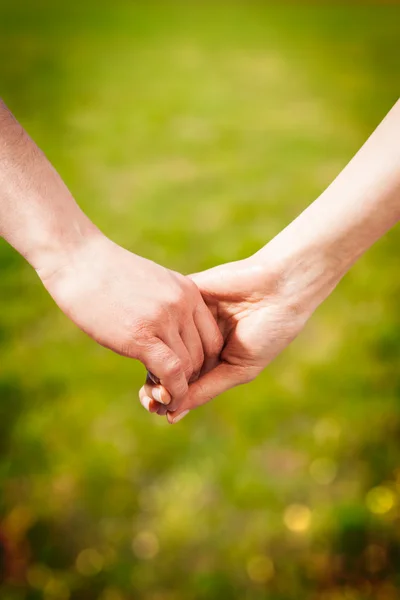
[0,2,400,599]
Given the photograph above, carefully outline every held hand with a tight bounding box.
[38,233,222,408]
[140,255,311,422]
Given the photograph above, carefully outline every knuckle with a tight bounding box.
[166,288,186,310]
[120,326,153,359]
[149,304,169,325]
[124,316,152,342]
[185,278,200,297]
[165,357,183,379]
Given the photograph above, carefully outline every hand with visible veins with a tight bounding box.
[141,99,400,422]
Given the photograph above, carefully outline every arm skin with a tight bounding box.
[0,100,222,406]
[141,99,400,422]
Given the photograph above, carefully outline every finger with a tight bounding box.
[158,331,194,411]
[139,386,160,414]
[141,314,212,413]
[180,318,204,382]
[143,373,172,406]
[193,303,223,375]
[148,372,160,385]
[167,362,246,424]
[161,330,193,382]
[139,385,169,415]
[157,405,168,416]
[148,306,222,409]
[141,377,175,417]
[142,340,189,402]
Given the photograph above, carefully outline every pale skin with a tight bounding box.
[141,99,400,423]
[0,100,223,407]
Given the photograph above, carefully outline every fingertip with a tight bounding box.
[149,398,160,413]
[139,386,160,413]
[151,385,171,406]
[140,395,152,412]
[167,409,190,424]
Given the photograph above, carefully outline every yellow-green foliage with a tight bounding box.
[0,2,399,599]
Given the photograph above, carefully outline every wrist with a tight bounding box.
[250,224,347,319]
[29,210,104,283]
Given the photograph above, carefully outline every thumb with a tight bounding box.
[189,265,227,292]
[167,362,243,424]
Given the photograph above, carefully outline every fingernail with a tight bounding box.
[140,396,152,412]
[152,388,165,404]
[148,371,160,385]
[149,399,160,413]
[171,410,189,424]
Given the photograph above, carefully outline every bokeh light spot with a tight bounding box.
[366,486,396,515]
[246,554,274,583]
[43,578,70,600]
[76,548,104,576]
[310,457,337,485]
[376,582,398,600]
[99,588,127,600]
[132,530,159,560]
[4,504,35,541]
[314,418,341,444]
[284,504,312,532]
[27,564,52,590]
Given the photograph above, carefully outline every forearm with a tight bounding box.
[0,103,222,395]
[256,99,400,315]
[0,100,100,277]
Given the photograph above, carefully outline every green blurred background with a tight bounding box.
[1,2,400,599]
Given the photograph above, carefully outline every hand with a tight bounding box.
[38,233,223,407]
[140,100,400,422]
[140,254,311,423]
